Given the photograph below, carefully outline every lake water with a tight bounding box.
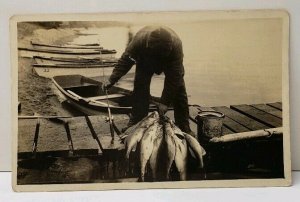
[70,20,282,107]
[18,19,282,116]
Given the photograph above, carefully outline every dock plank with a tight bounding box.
[18,119,38,155]
[251,104,282,119]
[88,115,129,135]
[67,117,99,155]
[213,106,269,131]
[197,106,215,112]
[231,105,282,128]
[37,119,70,155]
[189,105,215,121]
[189,106,235,135]
[196,106,247,133]
[98,134,125,151]
[196,106,250,133]
[88,115,127,151]
[222,127,234,135]
[267,102,282,111]
[208,107,250,133]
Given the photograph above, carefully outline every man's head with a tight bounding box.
[147,27,173,59]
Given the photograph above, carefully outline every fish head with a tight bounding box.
[165,122,174,134]
[145,112,159,124]
[149,111,159,119]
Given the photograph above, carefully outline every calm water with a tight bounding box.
[63,19,283,107]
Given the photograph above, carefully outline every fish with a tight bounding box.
[149,125,163,181]
[163,122,176,180]
[167,119,185,139]
[139,122,159,181]
[184,132,206,168]
[121,111,159,140]
[173,136,188,180]
[124,112,159,159]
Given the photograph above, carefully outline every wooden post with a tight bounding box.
[32,119,40,154]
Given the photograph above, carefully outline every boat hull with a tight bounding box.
[19,49,116,59]
[34,56,117,65]
[31,41,102,50]
[34,66,114,78]
[52,75,165,115]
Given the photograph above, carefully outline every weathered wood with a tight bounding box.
[197,106,250,133]
[222,127,234,135]
[267,102,282,111]
[98,134,125,151]
[18,102,282,158]
[197,106,215,112]
[231,105,282,128]
[37,119,70,155]
[210,127,283,143]
[189,105,216,121]
[18,119,38,155]
[88,115,129,135]
[67,117,99,155]
[188,105,234,135]
[251,104,282,118]
[213,106,269,131]
[88,115,126,152]
[198,107,237,134]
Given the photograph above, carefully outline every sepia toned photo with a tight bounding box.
[11,10,291,191]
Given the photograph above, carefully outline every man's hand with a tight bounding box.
[101,81,114,91]
[157,103,168,116]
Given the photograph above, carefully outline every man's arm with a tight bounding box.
[109,32,144,85]
[109,52,136,85]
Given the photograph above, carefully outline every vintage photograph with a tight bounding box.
[11,10,291,191]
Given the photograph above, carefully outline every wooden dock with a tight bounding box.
[17,102,284,184]
[18,102,283,158]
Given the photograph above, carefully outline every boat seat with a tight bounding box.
[88,93,126,101]
[67,90,83,100]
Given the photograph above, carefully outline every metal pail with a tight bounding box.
[196,111,225,139]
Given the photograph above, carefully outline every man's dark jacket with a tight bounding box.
[109,26,191,133]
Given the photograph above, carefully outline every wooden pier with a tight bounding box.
[17,102,284,184]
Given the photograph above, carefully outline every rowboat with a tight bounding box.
[33,63,114,68]
[33,63,115,78]
[33,56,118,65]
[18,47,116,59]
[52,75,164,114]
[33,55,116,78]
[31,41,103,50]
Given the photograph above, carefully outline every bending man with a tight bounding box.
[106,26,193,135]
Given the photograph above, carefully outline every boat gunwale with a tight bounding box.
[31,41,103,50]
[18,47,117,55]
[33,64,114,69]
[52,75,133,111]
[33,56,117,64]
